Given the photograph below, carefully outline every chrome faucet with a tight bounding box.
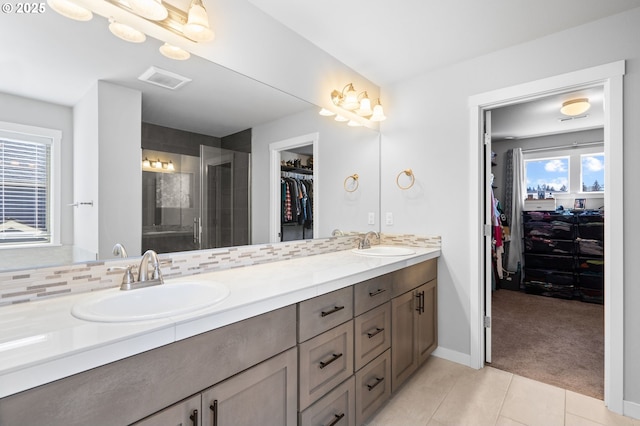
[359,231,380,249]
[112,243,128,258]
[138,249,164,284]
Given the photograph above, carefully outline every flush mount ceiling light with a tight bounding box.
[108,17,147,43]
[560,98,590,116]
[324,82,386,125]
[47,0,93,21]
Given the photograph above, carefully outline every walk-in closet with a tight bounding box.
[280,148,313,241]
[487,89,606,400]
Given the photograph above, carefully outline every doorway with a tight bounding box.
[469,61,625,412]
[269,133,319,243]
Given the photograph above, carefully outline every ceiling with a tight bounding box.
[249,0,640,87]
[249,0,632,140]
[2,1,637,139]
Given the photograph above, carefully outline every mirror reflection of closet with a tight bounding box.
[280,147,314,241]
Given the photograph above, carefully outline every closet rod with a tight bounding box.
[521,141,603,154]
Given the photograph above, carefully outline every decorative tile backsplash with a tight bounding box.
[0,234,441,306]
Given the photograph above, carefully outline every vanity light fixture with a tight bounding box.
[143,157,175,171]
[560,98,590,116]
[47,0,93,21]
[324,83,387,125]
[50,0,216,61]
[142,157,151,168]
[108,17,147,43]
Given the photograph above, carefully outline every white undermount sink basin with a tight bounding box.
[351,246,416,257]
[71,281,229,322]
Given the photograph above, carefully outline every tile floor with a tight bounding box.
[366,356,638,426]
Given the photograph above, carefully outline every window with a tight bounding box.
[0,122,61,247]
[525,156,569,199]
[581,153,605,193]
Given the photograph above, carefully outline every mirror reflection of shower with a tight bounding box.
[141,146,250,254]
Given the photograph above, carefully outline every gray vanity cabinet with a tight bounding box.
[299,376,356,426]
[354,349,391,426]
[391,260,438,392]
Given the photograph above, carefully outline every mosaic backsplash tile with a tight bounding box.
[0,234,441,306]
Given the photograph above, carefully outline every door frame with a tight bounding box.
[468,60,625,413]
[269,133,319,243]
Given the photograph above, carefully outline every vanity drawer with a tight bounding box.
[299,376,355,426]
[392,259,437,297]
[299,320,354,410]
[354,302,391,371]
[354,274,392,316]
[355,349,391,426]
[298,287,353,343]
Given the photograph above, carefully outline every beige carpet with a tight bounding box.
[490,289,604,399]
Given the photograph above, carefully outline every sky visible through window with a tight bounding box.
[525,157,569,198]
[581,154,605,192]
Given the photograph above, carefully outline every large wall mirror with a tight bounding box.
[0,7,380,272]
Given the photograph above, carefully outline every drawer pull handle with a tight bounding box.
[369,288,386,297]
[321,305,345,317]
[366,376,384,391]
[209,400,218,426]
[190,409,198,426]
[319,352,343,369]
[367,327,384,338]
[326,413,345,426]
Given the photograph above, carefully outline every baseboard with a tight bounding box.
[432,346,472,368]
[624,400,640,420]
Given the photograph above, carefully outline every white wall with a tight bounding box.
[380,7,640,407]
[0,92,75,268]
[252,108,380,243]
[74,81,142,260]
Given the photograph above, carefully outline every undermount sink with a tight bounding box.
[351,246,416,257]
[71,281,229,322]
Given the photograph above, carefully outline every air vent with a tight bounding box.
[138,66,191,90]
[559,114,589,122]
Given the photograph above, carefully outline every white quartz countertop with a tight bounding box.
[0,246,440,398]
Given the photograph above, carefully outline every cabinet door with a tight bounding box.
[391,290,419,392]
[416,280,438,365]
[201,348,297,426]
[131,394,201,426]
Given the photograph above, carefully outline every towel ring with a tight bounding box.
[396,169,415,190]
[344,174,359,192]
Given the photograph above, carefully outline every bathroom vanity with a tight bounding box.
[0,246,439,425]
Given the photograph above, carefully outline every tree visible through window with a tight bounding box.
[525,156,569,199]
[0,136,52,245]
[581,153,605,192]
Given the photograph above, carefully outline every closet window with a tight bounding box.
[580,153,605,193]
[525,156,569,199]
[0,122,60,247]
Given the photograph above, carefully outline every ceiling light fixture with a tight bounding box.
[324,82,386,126]
[183,0,215,42]
[108,17,147,43]
[159,42,191,60]
[47,0,93,21]
[128,0,168,21]
[560,98,590,116]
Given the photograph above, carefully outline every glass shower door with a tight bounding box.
[199,146,250,249]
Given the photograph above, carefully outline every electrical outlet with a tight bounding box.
[368,212,375,225]
[385,212,393,225]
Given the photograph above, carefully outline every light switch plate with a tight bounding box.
[368,212,375,225]
[385,212,393,225]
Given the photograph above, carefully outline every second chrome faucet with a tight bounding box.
[114,249,164,291]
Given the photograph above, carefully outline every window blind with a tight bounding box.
[0,138,51,244]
